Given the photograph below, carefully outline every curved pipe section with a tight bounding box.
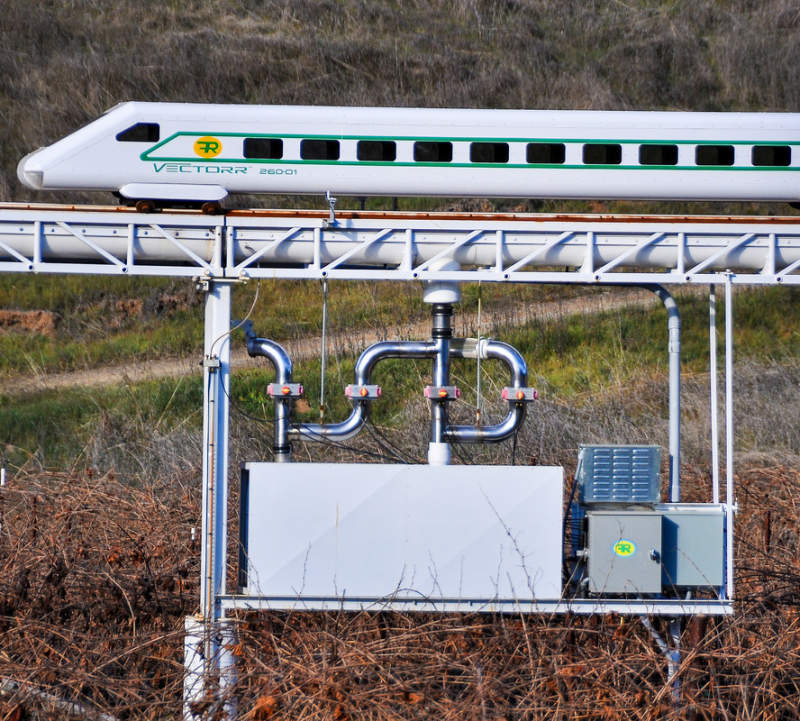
[247,335,294,461]
[445,339,529,443]
[289,340,437,443]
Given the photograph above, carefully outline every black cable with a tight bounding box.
[292,422,409,464]
[562,470,580,549]
[222,380,403,464]
[450,441,477,465]
[364,420,420,464]
[223,382,276,426]
[561,466,582,589]
[511,427,519,466]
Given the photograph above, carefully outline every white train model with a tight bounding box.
[17,102,800,210]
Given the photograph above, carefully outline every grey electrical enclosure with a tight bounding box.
[578,445,661,505]
[586,511,663,593]
[240,462,563,609]
[660,506,724,588]
[585,505,725,594]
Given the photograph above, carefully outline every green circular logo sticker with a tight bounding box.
[613,539,637,557]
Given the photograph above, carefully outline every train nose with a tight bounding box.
[17,149,45,189]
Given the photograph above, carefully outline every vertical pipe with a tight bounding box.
[246,337,293,460]
[725,274,735,599]
[431,336,450,445]
[428,303,452,465]
[669,618,682,706]
[218,619,238,720]
[641,616,681,708]
[646,286,681,502]
[709,286,720,504]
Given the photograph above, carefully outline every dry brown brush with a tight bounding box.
[0,469,199,720]
[1,464,800,719]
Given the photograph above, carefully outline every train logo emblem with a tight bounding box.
[194,136,222,158]
[612,539,636,557]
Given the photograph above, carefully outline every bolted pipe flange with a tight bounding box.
[501,386,539,402]
[267,382,304,398]
[345,384,382,400]
[424,385,461,400]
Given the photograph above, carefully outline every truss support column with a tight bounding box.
[186,278,233,720]
[724,274,735,600]
[709,286,720,504]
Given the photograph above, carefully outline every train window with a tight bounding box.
[752,145,791,167]
[639,144,678,165]
[357,140,396,161]
[583,143,622,165]
[243,138,283,159]
[414,141,453,162]
[116,123,160,142]
[526,143,565,164]
[301,139,340,160]
[696,145,734,166]
[470,142,509,163]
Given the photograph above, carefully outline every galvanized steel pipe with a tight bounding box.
[246,335,294,462]
[446,339,528,443]
[290,339,437,443]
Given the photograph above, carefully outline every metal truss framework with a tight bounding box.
[5,202,768,717]
[2,204,800,285]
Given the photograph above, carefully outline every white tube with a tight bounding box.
[183,616,205,721]
[647,286,681,501]
[427,441,451,466]
[218,619,238,721]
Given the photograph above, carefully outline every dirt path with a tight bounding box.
[1,288,691,396]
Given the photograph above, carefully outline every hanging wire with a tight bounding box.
[451,441,477,466]
[319,278,328,422]
[511,427,519,466]
[365,420,423,464]
[208,279,261,358]
[292,422,411,463]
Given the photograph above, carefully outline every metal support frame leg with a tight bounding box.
[710,286,720,504]
[641,286,683,707]
[725,274,735,600]
[185,279,235,720]
[641,616,683,707]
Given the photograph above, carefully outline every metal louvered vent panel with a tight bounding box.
[578,445,661,504]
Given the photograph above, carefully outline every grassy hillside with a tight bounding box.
[2,285,797,473]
